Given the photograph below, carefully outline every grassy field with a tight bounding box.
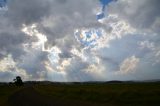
[0,82,160,106]
[0,85,22,106]
[34,82,160,106]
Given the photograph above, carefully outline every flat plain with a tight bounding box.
[0,82,160,106]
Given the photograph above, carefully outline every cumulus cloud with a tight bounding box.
[109,0,160,32]
[0,0,160,81]
[7,0,51,26]
[0,54,30,82]
[119,56,140,74]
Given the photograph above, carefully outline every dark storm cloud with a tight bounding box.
[109,0,160,31]
[0,31,27,60]
[7,0,51,26]
[59,52,72,59]
[55,0,67,4]
[0,0,52,60]
[3,0,99,81]
[65,59,95,81]
[37,0,99,45]
[0,32,24,48]
[18,50,48,79]
[0,0,53,81]
[0,0,160,81]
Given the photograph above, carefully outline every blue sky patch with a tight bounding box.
[97,0,117,20]
[0,0,7,8]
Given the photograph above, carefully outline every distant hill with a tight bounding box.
[1,79,160,86]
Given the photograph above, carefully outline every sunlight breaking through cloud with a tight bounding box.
[0,0,160,81]
[74,28,106,49]
[119,56,140,74]
[0,54,30,81]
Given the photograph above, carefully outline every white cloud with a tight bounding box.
[138,40,155,50]
[0,54,30,81]
[118,56,140,74]
[0,0,160,81]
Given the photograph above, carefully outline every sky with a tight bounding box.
[0,0,160,82]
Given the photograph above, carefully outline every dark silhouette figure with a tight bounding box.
[13,76,23,86]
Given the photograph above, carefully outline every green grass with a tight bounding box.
[0,83,160,106]
[35,83,160,106]
[0,85,22,106]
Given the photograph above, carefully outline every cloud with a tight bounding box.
[119,56,140,74]
[7,0,51,26]
[0,31,27,60]
[138,40,155,50]
[0,0,160,81]
[109,0,160,32]
[0,54,30,82]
